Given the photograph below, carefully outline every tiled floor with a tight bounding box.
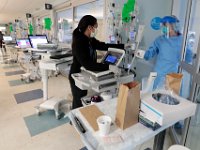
[0,52,172,150]
[0,58,84,150]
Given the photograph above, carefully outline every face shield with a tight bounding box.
[151,16,180,38]
[161,23,170,38]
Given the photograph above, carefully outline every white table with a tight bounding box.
[69,98,175,150]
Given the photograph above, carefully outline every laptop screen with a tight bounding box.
[16,39,32,48]
[28,35,48,48]
[3,36,12,41]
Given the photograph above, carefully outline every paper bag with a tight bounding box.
[166,73,183,95]
[115,81,140,130]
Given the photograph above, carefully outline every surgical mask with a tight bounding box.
[162,26,169,38]
[90,28,98,38]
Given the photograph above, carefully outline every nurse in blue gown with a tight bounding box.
[144,16,192,89]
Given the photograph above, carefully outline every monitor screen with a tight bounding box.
[110,35,116,43]
[105,55,117,64]
[3,36,12,41]
[28,35,48,48]
[16,39,32,48]
[102,48,124,65]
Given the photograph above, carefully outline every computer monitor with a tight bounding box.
[101,48,125,66]
[16,39,32,48]
[3,36,12,41]
[28,35,48,48]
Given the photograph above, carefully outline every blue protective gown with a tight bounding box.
[144,35,192,89]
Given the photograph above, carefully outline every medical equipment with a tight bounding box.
[140,90,196,126]
[36,53,73,119]
[3,36,13,42]
[80,48,125,82]
[127,24,145,74]
[104,0,143,75]
[37,43,58,50]
[19,53,41,83]
[72,48,135,93]
[20,42,67,82]
[18,47,42,83]
[16,39,32,48]
[26,43,66,61]
[3,45,19,64]
[28,35,48,48]
[3,35,18,63]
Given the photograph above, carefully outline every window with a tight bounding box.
[74,0,104,40]
[56,9,73,43]
[74,0,104,22]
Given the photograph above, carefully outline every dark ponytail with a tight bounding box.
[72,15,97,37]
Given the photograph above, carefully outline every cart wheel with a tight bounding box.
[35,108,41,116]
[56,114,60,120]
[36,111,41,116]
[25,78,30,83]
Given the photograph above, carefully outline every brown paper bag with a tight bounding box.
[115,81,140,130]
[166,73,183,95]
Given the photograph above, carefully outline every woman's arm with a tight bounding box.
[144,39,159,60]
[74,39,109,71]
[91,38,124,51]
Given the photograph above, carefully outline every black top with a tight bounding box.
[0,33,3,41]
[50,53,72,59]
[69,32,124,75]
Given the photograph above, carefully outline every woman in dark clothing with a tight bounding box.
[0,31,6,54]
[0,31,3,49]
[69,15,123,109]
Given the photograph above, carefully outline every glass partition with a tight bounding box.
[134,0,174,81]
[170,0,200,147]
[186,85,200,149]
[181,0,198,65]
[56,9,73,43]
[182,0,200,149]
